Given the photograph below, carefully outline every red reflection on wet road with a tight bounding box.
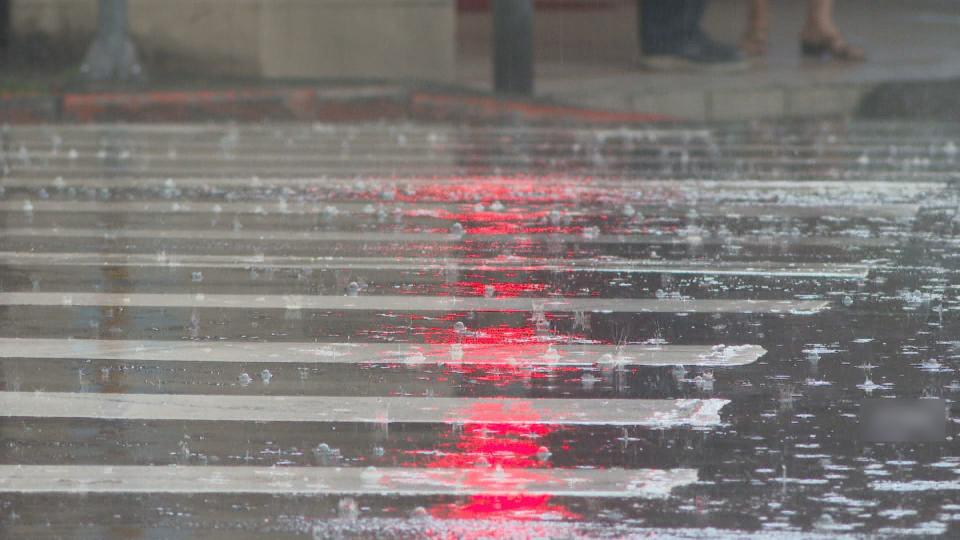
[429,494,580,521]
[417,325,583,521]
[455,281,548,298]
[419,401,580,521]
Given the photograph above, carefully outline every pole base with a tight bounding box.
[80,35,146,82]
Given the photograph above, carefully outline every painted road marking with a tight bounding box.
[0,392,730,426]
[0,339,766,367]
[0,199,919,220]
[0,465,697,498]
[0,252,871,279]
[0,227,899,248]
[0,292,830,314]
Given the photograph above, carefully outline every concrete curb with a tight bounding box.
[0,84,675,125]
[858,78,960,122]
[543,76,960,122]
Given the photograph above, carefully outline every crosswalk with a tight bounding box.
[0,121,951,535]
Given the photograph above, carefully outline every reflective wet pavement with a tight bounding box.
[0,122,958,538]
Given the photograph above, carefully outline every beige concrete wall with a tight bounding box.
[130,0,263,76]
[12,0,96,50]
[458,0,639,65]
[11,0,456,81]
[260,0,455,81]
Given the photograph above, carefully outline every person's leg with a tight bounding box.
[639,0,689,55]
[802,0,837,41]
[801,0,865,61]
[740,0,769,56]
[638,0,744,70]
[681,0,708,44]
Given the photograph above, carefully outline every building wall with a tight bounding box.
[457,0,639,65]
[259,0,455,81]
[11,0,455,81]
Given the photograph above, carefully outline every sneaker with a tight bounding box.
[641,31,749,72]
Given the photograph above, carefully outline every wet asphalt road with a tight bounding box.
[0,121,958,538]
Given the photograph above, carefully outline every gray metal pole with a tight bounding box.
[493,0,534,95]
[80,0,145,82]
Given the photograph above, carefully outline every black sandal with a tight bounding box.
[800,37,865,62]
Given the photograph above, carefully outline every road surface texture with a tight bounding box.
[0,121,958,538]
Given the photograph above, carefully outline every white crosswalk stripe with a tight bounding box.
[0,392,730,426]
[0,465,698,497]
[0,291,830,313]
[0,251,871,278]
[0,339,767,367]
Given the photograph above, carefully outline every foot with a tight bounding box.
[740,33,767,57]
[642,31,748,72]
[740,27,768,57]
[800,28,865,62]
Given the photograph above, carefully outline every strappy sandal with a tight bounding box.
[800,36,865,62]
[740,30,768,57]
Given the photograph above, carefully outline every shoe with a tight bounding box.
[641,31,748,72]
[740,29,768,57]
[800,35,865,62]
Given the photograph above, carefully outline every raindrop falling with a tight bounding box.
[410,506,429,519]
[337,497,359,521]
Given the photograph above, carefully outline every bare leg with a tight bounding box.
[801,0,865,61]
[740,0,768,56]
[802,0,838,41]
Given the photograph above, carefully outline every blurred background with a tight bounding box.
[1,0,958,122]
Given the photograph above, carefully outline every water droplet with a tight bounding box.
[347,282,360,297]
[337,497,359,521]
[410,506,429,519]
